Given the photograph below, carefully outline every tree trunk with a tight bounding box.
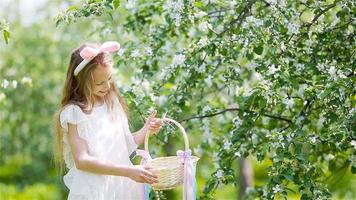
[238,157,253,200]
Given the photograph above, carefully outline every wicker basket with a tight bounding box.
[144,117,199,191]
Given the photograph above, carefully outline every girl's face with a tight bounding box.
[92,65,113,99]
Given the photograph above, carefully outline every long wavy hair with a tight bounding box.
[53,43,130,176]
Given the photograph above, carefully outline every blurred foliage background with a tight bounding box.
[1,0,355,200]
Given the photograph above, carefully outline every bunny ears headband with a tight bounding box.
[74,41,120,76]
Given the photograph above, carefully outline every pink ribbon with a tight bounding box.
[177,150,197,200]
[136,149,152,165]
[80,41,120,60]
[74,41,120,76]
[135,149,152,200]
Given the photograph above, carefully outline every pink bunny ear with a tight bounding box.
[99,41,120,53]
[74,41,121,76]
[80,47,100,60]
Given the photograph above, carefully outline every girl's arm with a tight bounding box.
[132,127,149,146]
[132,116,164,146]
[67,123,158,184]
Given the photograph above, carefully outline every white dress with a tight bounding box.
[59,95,143,200]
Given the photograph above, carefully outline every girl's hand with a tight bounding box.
[143,110,164,136]
[127,165,158,184]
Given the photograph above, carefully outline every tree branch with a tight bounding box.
[306,0,341,31]
[179,107,293,124]
[219,0,255,35]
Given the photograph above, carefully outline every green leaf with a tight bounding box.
[113,0,120,9]
[301,194,312,200]
[300,10,315,23]
[3,30,10,44]
[254,45,264,55]
[351,166,356,174]
[194,2,203,8]
[67,5,77,11]
[319,89,331,99]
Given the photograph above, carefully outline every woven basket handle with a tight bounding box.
[144,117,190,153]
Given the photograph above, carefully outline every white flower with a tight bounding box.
[204,75,213,87]
[297,84,308,98]
[272,184,282,194]
[126,0,136,10]
[164,0,184,26]
[193,146,203,157]
[234,151,241,157]
[316,63,325,71]
[267,65,279,75]
[223,140,232,150]
[1,79,9,88]
[316,115,325,130]
[198,21,211,32]
[310,136,317,144]
[117,48,126,57]
[12,80,17,88]
[172,54,186,67]
[262,187,268,197]
[351,140,356,149]
[144,47,153,56]
[246,16,255,23]
[156,95,167,106]
[203,129,212,144]
[325,154,335,161]
[295,63,305,74]
[279,0,286,7]
[247,62,257,71]
[286,134,292,142]
[266,0,277,5]
[328,66,337,80]
[202,105,211,113]
[216,170,224,179]
[262,117,270,125]
[172,0,184,11]
[149,93,158,102]
[195,63,206,73]
[174,14,182,26]
[131,77,140,85]
[188,27,197,37]
[296,116,304,125]
[254,18,264,27]
[245,16,263,27]
[176,95,183,102]
[131,49,140,57]
[350,155,356,165]
[284,98,295,109]
[280,42,286,51]
[252,133,258,144]
[278,134,284,142]
[287,22,300,35]
[194,11,207,18]
[233,117,242,127]
[141,79,150,92]
[213,152,219,162]
[21,77,32,86]
[197,37,209,48]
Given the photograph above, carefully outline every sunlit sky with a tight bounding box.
[0,0,69,26]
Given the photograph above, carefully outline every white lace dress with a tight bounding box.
[59,96,143,200]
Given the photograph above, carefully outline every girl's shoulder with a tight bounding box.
[59,103,88,130]
[61,103,84,115]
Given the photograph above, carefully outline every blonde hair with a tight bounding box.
[53,43,130,176]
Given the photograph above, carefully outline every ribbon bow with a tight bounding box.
[177,150,197,200]
[74,41,120,76]
[135,149,152,200]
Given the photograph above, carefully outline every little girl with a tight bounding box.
[54,41,163,200]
